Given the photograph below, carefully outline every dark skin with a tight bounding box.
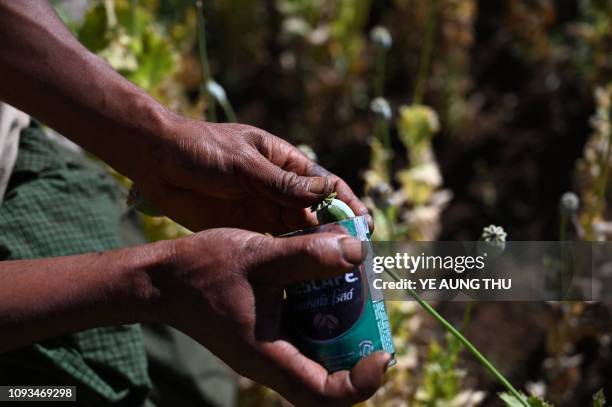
[0,1,388,406]
[0,1,373,235]
[139,119,372,234]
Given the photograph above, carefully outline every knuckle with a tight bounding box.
[278,170,300,195]
[308,162,332,177]
[303,237,336,267]
[242,234,269,266]
[239,149,259,166]
[237,124,265,145]
[299,237,319,259]
[250,128,282,156]
[233,149,261,175]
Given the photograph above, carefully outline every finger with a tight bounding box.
[258,339,391,406]
[241,152,334,208]
[347,351,392,399]
[274,144,365,216]
[317,351,391,405]
[255,132,373,229]
[280,207,319,232]
[252,233,364,285]
[141,184,269,232]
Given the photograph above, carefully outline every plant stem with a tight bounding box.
[195,0,216,122]
[413,0,439,105]
[384,266,528,407]
[373,118,392,181]
[460,300,474,332]
[384,205,397,240]
[559,211,567,241]
[218,96,237,123]
[381,120,392,161]
[130,0,137,36]
[103,0,118,29]
[374,48,386,97]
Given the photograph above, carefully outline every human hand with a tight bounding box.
[149,228,390,406]
[134,117,372,234]
[0,1,369,235]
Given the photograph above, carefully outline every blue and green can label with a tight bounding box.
[283,216,395,372]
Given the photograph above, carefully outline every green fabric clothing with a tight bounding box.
[0,125,237,407]
[143,324,238,407]
[0,126,151,406]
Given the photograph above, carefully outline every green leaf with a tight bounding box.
[416,338,465,403]
[126,29,177,90]
[77,3,110,52]
[115,2,152,39]
[593,389,606,407]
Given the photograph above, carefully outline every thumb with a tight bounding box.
[252,233,364,286]
[243,155,334,207]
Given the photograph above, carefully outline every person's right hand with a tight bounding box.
[147,228,391,406]
[133,119,372,235]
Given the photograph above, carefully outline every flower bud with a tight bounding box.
[370,97,392,121]
[206,80,227,103]
[559,192,580,215]
[370,26,392,50]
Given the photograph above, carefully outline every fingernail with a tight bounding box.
[339,237,362,265]
[364,214,374,232]
[309,176,331,195]
[383,353,393,372]
[358,209,374,231]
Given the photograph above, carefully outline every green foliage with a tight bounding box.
[499,392,552,407]
[330,0,371,73]
[398,105,440,159]
[77,0,178,91]
[278,0,328,26]
[415,334,464,405]
[131,28,177,89]
[593,389,606,407]
[574,0,612,83]
[77,3,110,52]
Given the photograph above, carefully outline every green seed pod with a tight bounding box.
[311,192,355,224]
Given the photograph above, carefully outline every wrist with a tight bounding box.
[123,238,177,323]
[112,89,179,181]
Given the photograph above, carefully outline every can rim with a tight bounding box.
[279,215,369,238]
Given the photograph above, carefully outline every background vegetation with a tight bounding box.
[53,0,611,405]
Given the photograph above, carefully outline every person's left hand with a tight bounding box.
[148,228,391,406]
[134,117,372,234]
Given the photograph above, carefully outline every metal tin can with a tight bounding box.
[282,216,395,372]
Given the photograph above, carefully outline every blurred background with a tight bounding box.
[52,0,611,405]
